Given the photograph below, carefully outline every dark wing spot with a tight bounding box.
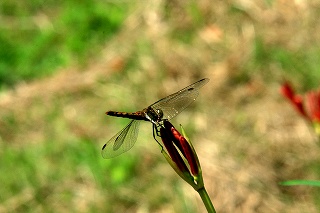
[102,144,106,150]
[187,88,194,91]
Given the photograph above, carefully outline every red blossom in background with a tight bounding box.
[306,91,320,123]
[280,82,308,119]
[280,81,320,124]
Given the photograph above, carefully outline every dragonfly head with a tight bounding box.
[155,109,164,120]
[145,107,164,124]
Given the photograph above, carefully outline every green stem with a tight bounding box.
[197,187,216,213]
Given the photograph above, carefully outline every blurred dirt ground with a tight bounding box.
[1,0,320,212]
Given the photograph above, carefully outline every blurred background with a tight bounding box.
[1,0,320,212]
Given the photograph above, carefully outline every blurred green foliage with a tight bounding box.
[0,137,139,212]
[233,37,320,89]
[253,38,320,88]
[0,0,128,88]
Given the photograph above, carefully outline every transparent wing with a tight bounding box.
[150,78,209,120]
[101,120,140,159]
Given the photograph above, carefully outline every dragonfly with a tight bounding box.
[102,78,209,158]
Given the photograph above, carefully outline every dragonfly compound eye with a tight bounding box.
[144,106,162,123]
[156,109,164,120]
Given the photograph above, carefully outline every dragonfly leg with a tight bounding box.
[152,124,163,149]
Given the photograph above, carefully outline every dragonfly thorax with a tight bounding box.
[144,106,163,124]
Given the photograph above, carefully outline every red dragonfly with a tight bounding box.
[102,78,209,158]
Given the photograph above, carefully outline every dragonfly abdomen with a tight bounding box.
[106,111,149,121]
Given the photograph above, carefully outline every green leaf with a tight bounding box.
[280,180,320,187]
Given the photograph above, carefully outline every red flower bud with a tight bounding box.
[160,126,189,174]
[161,120,200,177]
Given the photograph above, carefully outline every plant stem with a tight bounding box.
[197,187,216,213]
